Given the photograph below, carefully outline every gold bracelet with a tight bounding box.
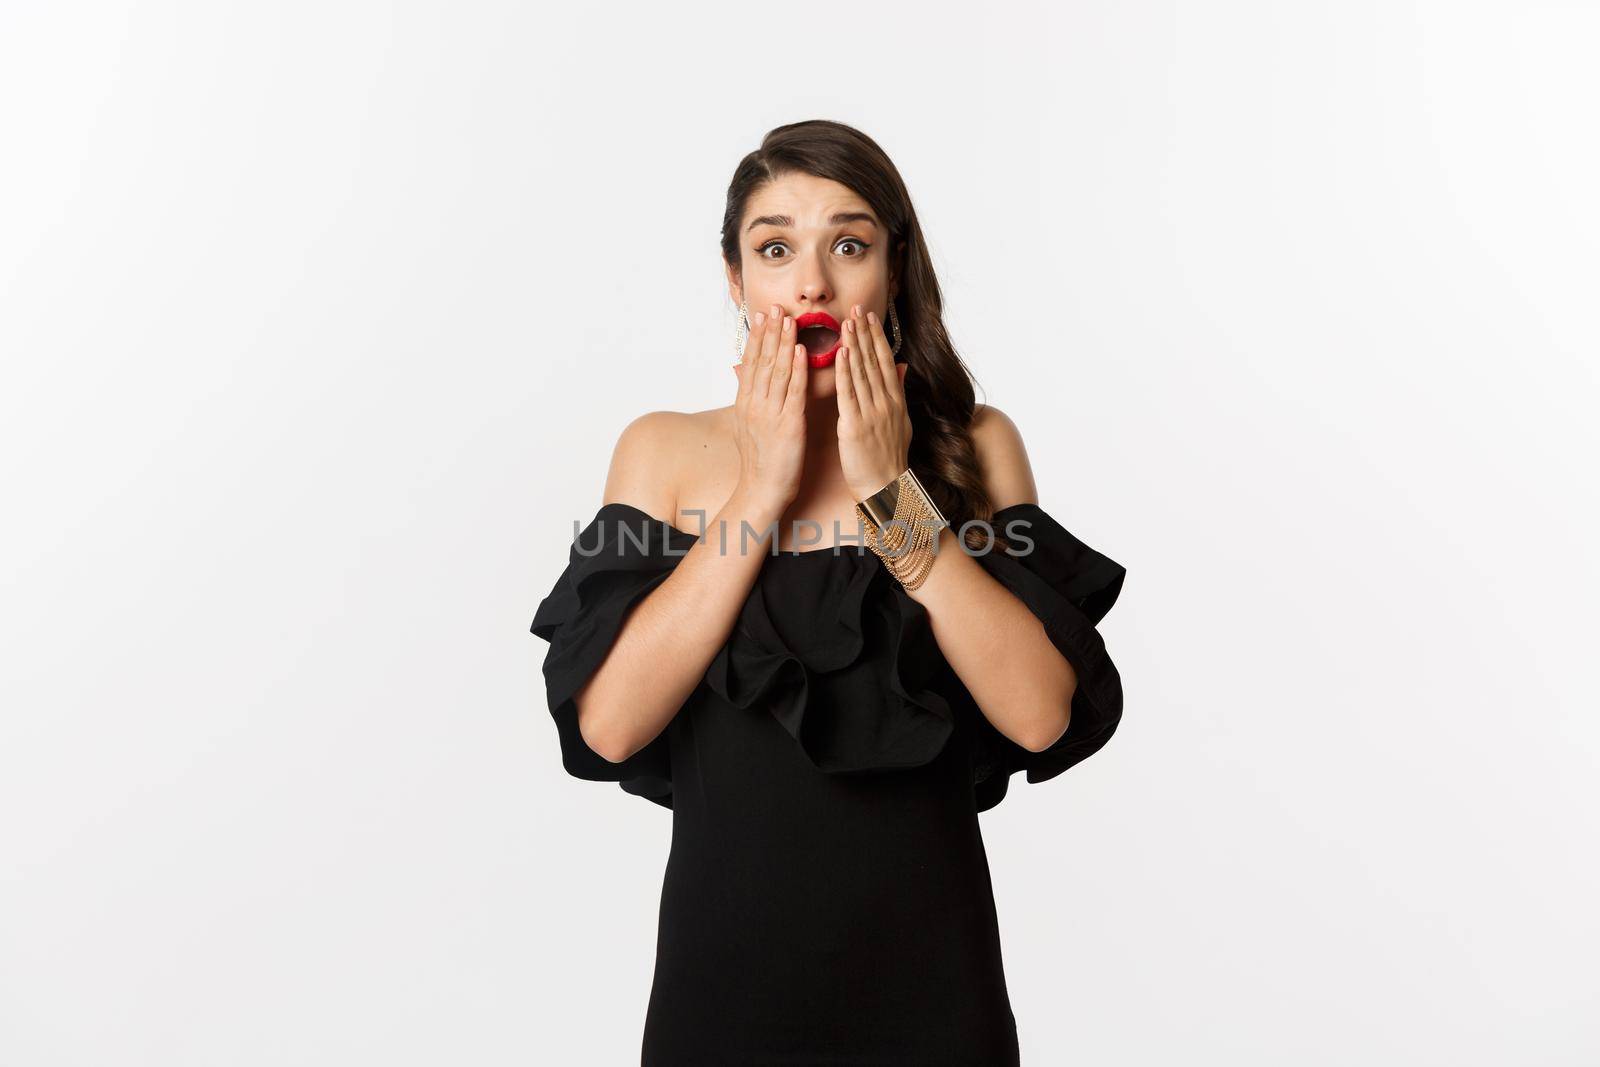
[855,468,949,590]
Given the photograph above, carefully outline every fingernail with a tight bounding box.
[755,311,766,326]
[783,315,791,331]
[868,311,877,325]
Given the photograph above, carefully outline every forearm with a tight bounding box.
[575,489,786,763]
[904,526,1078,752]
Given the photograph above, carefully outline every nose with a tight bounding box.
[795,255,832,309]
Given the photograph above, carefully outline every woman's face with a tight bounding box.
[727,171,897,398]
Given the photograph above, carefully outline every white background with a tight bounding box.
[3,1,1596,1063]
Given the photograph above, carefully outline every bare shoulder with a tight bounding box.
[970,403,1040,511]
[600,410,696,526]
[601,406,734,527]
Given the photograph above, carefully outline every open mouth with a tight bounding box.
[794,311,843,362]
[797,325,841,359]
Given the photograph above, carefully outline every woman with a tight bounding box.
[530,119,1127,1065]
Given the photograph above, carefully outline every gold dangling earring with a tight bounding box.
[888,302,904,357]
[733,301,751,360]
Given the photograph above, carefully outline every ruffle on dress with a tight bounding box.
[528,504,700,809]
[965,502,1127,813]
[700,541,955,780]
[529,500,1125,814]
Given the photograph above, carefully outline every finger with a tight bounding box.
[754,304,782,399]
[867,309,900,405]
[769,312,795,401]
[764,311,794,401]
[737,310,765,400]
[846,336,875,414]
[834,345,859,421]
[783,343,808,413]
[860,304,890,407]
[847,306,881,408]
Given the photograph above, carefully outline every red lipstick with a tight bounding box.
[793,311,843,369]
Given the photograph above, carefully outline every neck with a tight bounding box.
[803,397,841,449]
[789,397,853,500]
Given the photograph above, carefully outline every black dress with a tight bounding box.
[530,501,1126,1066]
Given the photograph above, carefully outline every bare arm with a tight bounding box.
[575,308,809,762]
[903,405,1079,753]
[828,304,1077,755]
[570,415,784,762]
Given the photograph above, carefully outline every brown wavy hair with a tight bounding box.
[719,119,1008,552]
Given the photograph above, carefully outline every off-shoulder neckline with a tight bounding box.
[594,502,868,558]
[594,500,1046,559]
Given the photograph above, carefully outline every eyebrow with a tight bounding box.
[745,211,880,233]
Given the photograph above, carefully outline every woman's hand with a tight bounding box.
[731,303,809,513]
[835,303,912,501]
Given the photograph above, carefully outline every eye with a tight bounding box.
[754,238,872,260]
